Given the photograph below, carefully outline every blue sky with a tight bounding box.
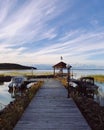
[0,0,104,66]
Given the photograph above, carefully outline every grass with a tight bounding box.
[89,75,104,83]
[0,71,53,77]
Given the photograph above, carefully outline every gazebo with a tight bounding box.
[53,61,67,77]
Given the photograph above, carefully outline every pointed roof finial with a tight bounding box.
[60,56,63,61]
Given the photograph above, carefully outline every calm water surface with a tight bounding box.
[0,69,104,109]
[0,82,14,110]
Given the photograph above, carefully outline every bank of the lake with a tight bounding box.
[61,78,104,130]
[0,69,104,108]
[0,80,43,130]
[0,72,104,130]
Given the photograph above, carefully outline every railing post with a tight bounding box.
[67,64,72,98]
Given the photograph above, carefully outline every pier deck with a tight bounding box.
[14,79,91,130]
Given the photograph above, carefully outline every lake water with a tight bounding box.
[0,82,14,110]
[0,69,104,109]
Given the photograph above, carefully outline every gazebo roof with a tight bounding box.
[53,61,67,69]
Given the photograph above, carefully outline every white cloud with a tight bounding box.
[24,29,104,65]
[0,0,63,45]
[0,0,104,66]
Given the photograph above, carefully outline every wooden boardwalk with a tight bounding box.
[14,79,91,130]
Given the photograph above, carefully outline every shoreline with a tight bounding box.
[0,76,104,130]
[60,78,104,130]
[0,80,43,129]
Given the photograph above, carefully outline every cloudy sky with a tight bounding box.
[0,0,104,66]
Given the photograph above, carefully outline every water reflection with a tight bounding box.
[8,88,21,98]
[94,82,104,106]
[0,77,36,111]
[0,82,14,110]
[8,87,27,98]
[95,95,104,106]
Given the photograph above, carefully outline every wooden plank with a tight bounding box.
[14,79,91,130]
